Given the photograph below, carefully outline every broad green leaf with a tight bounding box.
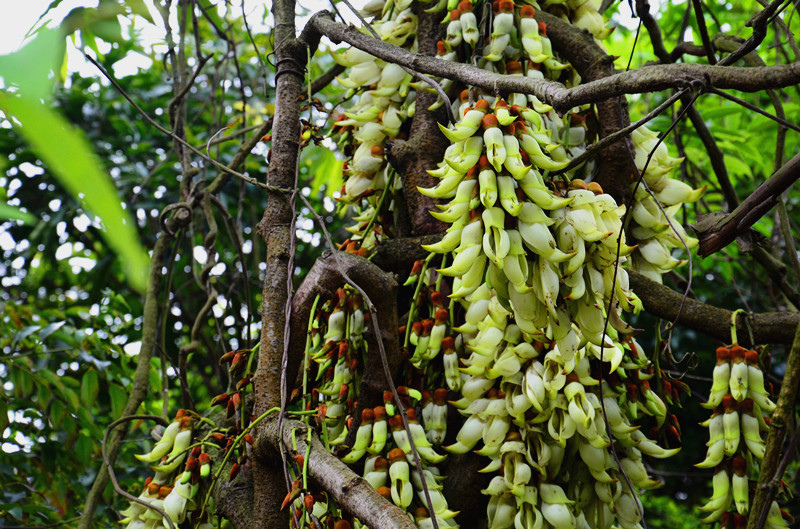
[78,407,97,432]
[307,147,343,195]
[12,369,34,398]
[0,93,149,292]
[75,434,93,466]
[39,370,81,411]
[81,369,100,406]
[726,156,753,179]
[87,17,123,44]
[0,203,36,224]
[37,383,52,407]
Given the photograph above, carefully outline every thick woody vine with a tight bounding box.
[88,2,800,529]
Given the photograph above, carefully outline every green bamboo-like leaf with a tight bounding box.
[0,93,149,292]
[0,203,36,224]
[39,320,66,340]
[0,28,62,100]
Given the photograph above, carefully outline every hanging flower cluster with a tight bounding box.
[295,284,458,528]
[120,346,259,528]
[120,411,214,529]
[696,344,790,529]
[419,82,684,527]
[627,126,705,283]
[329,0,423,251]
[314,0,719,527]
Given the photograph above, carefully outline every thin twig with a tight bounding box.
[691,0,717,64]
[708,87,800,133]
[83,54,291,196]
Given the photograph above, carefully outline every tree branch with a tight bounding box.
[251,0,317,525]
[257,418,418,529]
[747,318,800,529]
[285,250,402,412]
[628,271,799,346]
[695,151,800,257]
[306,11,800,114]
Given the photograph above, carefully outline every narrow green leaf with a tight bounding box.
[0,203,36,224]
[0,93,150,292]
[12,325,41,348]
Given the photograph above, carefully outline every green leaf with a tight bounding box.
[12,325,41,348]
[0,93,150,292]
[77,408,97,434]
[0,202,36,224]
[38,371,79,411]
[195,0,225,33]
[307,147,343,195]
[50,398,66,428]
[108,383,127,419]
[81,369,100,406]
[0,28,63,101]
[75,434,93,466]
[12,368,34,398]
[125,0,154,23]
[0,400,8,432]
[39,320,66,340]
[37,383,52,407]
[87,17,123,44]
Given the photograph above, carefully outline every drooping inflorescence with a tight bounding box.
[299,1,713,528]
[695,345,789,529]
